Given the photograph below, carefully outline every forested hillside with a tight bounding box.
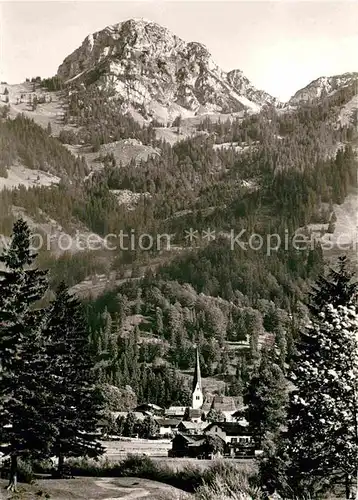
[0,70,357,406]
[0,108,88,178]
[84,272,300,405]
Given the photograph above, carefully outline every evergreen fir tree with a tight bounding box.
[274,259,358,498]
[308,255,356,315]
[274,325,287,372]
[43,282,104,474]
[123,412,138,437]
[206,408,226,423]
[0,219,52,491]
[138,416,159,439]
[284,303,358,498]
[244,348,288,450]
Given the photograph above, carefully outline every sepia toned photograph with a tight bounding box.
[0,1,357,498]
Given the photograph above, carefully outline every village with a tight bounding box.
[100,350,257,461]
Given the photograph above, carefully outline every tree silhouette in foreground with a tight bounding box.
[0,219,51,491]
[261,257,358,498]
[43,282,104,475]
[0,220,104,489]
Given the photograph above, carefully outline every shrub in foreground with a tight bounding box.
[195,477,259,500]
[1,459,35,484]
[195,461,260,500]
[67,455,258,495]
[68,456,113,477]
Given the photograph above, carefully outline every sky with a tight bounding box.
[1,1,357,101]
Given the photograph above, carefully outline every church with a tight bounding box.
[166,349,240,423]
[192,348,204,410]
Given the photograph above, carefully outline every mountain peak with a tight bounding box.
[56,18,278,122]
[289,72,358,105]
[123,17,157,24]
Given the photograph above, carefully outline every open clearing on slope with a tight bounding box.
[66,139,160,172]
[0,477,185,500]
[0,165,60,191]
[0,83,69,137]
[306,189,358,265]
[154,110,245,145]
[0,206,107,261]
[337,94,358,127]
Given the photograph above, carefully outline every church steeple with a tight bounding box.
[192,348,203,409]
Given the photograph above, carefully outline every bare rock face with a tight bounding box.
[57,18,278,121]
[289,72,358,105]
[226,69,279,108]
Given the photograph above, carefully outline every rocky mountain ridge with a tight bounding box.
[289,72,358,105]
[57,18,279,122]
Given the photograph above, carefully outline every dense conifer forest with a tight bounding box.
[0,77,357,413]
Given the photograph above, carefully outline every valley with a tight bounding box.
[0,12,357,500]
[0,19,357,392]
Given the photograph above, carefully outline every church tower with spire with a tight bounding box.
[192,348,204,410]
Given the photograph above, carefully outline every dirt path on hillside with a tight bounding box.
[91,477,187,500]
[93,478,149,499]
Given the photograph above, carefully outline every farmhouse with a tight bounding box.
[201,394,240,422]
[133,403,164,416]
[204,422,252,445]
[155,418,180,436]
[177,420,206,435]
[169,433,206,458]
[165,406,187,419]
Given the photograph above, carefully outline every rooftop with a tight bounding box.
[187,408,202,418]
[204,422,252,436]
[178,421,206,430]
[155,418,181,427]
[202,394,240,412]
[166,406,187,416]
[134,403,163,411]
[173,432,205,444]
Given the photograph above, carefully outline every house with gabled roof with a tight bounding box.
[133,403,164,416]
[169,433,206,458]
[201,394,240,421]
[155,418,181,436]
[204,421,252,445]
[165,406,187,419]
[204,421,254,457]
[177,420,206,435]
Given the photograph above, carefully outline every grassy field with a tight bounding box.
[0,449,260,500]
[102,440,255,470]
[0,83,69,138]
[102,439,172,460]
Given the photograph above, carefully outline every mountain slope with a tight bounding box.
[56,18,278,122]
[289,72,358,105]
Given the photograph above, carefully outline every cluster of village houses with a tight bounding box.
[107,351,256,459]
